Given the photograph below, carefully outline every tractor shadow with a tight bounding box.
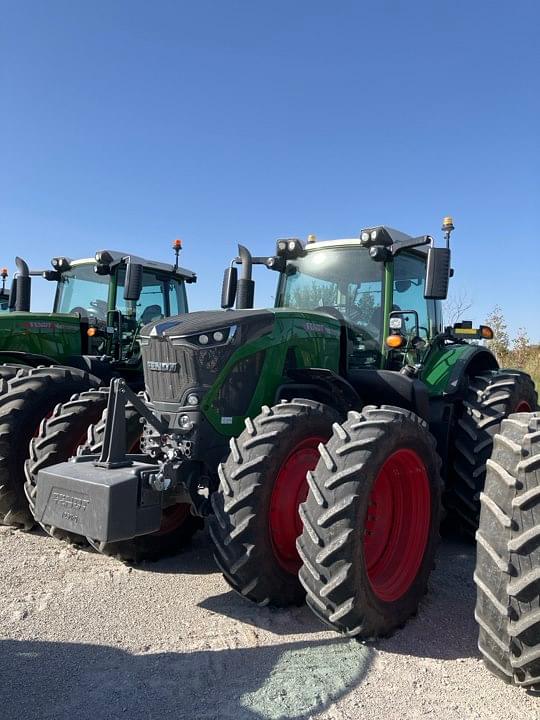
[0,636,373,720]
[377,534,480,661]
[198,534,481,659]
[28,522,219,575]
[199,589,329,636]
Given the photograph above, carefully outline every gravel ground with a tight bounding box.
[1,525,538,720]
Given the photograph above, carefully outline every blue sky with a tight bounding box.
[1,1,538,339]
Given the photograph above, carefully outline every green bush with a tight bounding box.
[485,306,540,388]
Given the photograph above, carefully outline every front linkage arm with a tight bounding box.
[96,378,169,469]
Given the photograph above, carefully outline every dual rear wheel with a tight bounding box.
[210,400,442,638]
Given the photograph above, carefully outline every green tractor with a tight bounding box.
[0,245,195,529]
[32,219,536,636]
[474,410,540,691]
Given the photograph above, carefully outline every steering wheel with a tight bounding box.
[69,306,92,316]
[89,299,108,320]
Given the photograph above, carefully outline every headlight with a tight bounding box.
[170,325,237,347]
[179,414,193,430]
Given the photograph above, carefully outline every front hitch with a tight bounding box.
[34,457,163,542]
[34,378,171,543]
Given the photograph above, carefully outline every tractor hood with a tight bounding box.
[0,312,82,362]
[140,309,275,340]
[139,307,343,411]
[140,307,345,341]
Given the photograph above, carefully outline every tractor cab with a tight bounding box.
[222,220,452,376]
[274,235,445,371]
[51,250,193,363]
[0,243,196,373]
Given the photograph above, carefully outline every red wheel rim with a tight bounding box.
[269,436,324,574]
[515,400,532,413]
[364,449,431,603]
[154,503,190,536]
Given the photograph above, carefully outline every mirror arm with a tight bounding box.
[390,235,431,256]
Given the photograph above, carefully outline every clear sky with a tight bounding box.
[1,1,538,339]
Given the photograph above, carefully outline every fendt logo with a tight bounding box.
[146,361,179,372]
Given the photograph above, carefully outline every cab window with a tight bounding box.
[392,252,430,338]
[116,269,165,324]
[168,279,188,316]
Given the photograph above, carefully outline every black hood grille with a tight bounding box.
[142,340,236,403]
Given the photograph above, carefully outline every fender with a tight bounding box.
[345,368,430,421]
[276,367,362,416]
[0,350,59,368]
[0,350,102,386]
[421,343,499,397]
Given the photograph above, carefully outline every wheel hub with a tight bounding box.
[364,448,431,603]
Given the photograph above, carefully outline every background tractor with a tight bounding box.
[0,243,195,529]
[33,219,536,638]
[474,410,540,691]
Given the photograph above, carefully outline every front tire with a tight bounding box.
[25,388,111,544]
[0,367,99,528]
[298,406,442,639]
[210,399,340,607]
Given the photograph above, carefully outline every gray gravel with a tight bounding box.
[1,525,538,720]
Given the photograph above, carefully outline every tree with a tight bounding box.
[512,327,531,368]
[445,291,473,325]
[485,305,510,363]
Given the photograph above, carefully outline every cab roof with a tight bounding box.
[70,250,197,281]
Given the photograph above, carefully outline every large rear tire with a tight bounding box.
[448,370,537,535]
[82,405,203,563]
[475,412,540,690]
[210,399,340,607]
[0,367,99,528]
[24,388,111,544]
[298,406,442,639]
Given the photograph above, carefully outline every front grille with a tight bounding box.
[142,340,185,401]
[142,338,236,403]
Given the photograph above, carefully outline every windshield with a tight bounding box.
[54,264,110,320]
[276,246,385,344]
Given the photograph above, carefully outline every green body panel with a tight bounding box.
[202,309,341,437]
[0,312,82,362]
[420,343,480,396]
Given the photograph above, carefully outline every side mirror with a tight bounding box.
[123,262,143,301]
[424,247,451,300]
[221,266,238,309]
[8,278,17,309]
